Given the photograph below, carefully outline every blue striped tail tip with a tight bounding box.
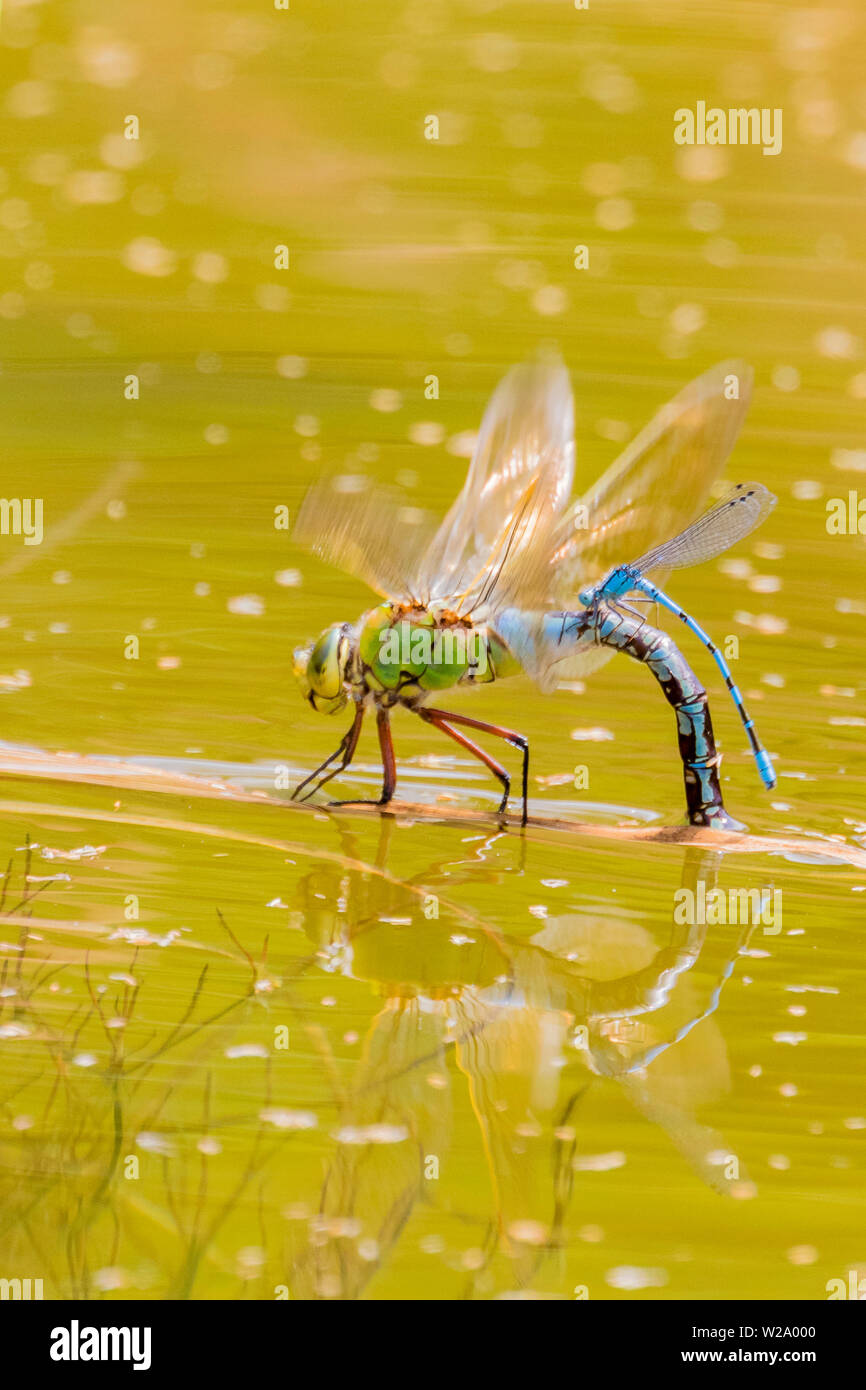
[755,748,776,790]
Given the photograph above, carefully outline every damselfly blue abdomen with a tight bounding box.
[579,483,777,789]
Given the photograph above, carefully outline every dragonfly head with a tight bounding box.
[293,623,352,715]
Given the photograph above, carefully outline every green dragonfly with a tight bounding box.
[291,358,776,826]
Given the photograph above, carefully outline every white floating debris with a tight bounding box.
[92,1267,130,1291]
[507,1220,549,1246]
[259,1108,317,1130]
[227,594,264,616]
[787,1245,819,1266]
[135,1131,175,1155]
[0,670,32,690]
[122,236,177,277]
[41,844,106,862]
[369,388,402,413]
[274,569,302,588]
[333,1123,409,1146]
[734,611,788,635]
[276,355,307,379]
[573,1151,627,1172]
[831,448,866,473]
[408,421,445,446]
[224,1043,268,1060]
[108,927,180,948]
[606,1265,668,1290]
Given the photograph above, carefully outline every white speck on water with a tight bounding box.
[606,1265,668,1290]
[788,1245,819,1266]
[0,1023,31,1039]
[274,568,302,587]
[408,421,445,446]
[227,594,264,616]
[772,364,800,392]
[573,1151,626,1172]
[369,388,402,413]
[333,1123,409,1146]
[109,927,180,948]
[122,236,177,277]
[259,1108,318,1131]
[136,1131,175,1156]
[831,447,866,473]
[507,1220,550,1246]
[276,355,307,379]
[41,844,106,861]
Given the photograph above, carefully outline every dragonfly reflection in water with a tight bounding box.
[292,359,777,828]
[283,818,757,1299]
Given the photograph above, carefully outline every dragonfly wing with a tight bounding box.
[552,360,753,598]
[293,476,436,602]
[539,360,753,683]
[419,358,575,609]
[293,360,574,609]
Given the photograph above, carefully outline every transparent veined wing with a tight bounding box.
[552,360,753,595]
[534,360,754,684]
[293,475,437,603]
[418,358,575,612]
[629,481,775,574]
[293,359,575,612]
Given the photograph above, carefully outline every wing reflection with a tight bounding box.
[283,821,754,1298]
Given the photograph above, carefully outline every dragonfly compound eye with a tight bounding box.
[295,625,350,714]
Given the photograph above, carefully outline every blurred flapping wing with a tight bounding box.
[551,360,753,600]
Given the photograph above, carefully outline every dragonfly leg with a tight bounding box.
[291,705,364,803]
[376,707,397,804]
[417,706,529,826]
[328,707,398,809]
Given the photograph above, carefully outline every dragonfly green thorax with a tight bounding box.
[294,601,523,717]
